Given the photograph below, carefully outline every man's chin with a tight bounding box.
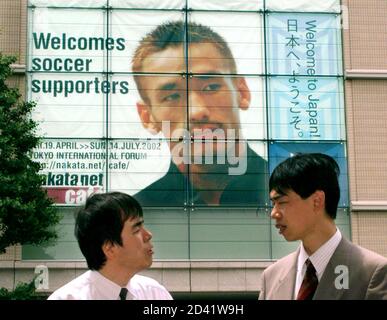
[170,142,236,169]
[145,259,153,269]
[282,234,299,242]
[191,143,227,161]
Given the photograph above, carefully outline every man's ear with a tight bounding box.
[136,101,161,135]
[313,190,325,212]
[102,241,116,260]
[236,77,251,111]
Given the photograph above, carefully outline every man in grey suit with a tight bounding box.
[259,153,387,300]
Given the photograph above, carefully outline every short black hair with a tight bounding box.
[269,153,340,219]
[74,192,143,270]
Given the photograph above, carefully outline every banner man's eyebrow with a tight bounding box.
[194,72,225,79]
[159,82,178,91]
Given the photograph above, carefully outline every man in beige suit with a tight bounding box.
[259,153,387,300]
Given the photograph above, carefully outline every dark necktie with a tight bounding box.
[297,259,318,300]
[119,288,128,301]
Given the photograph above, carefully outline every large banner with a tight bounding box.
[28,0,346,207]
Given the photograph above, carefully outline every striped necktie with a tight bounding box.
[297,259,318,300]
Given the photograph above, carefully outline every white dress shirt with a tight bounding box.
[294,228,342,299]
[47,270,173,300]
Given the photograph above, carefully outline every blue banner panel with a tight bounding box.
[268,76,344,140]
[268,142,348,207]
[267,13,342,76]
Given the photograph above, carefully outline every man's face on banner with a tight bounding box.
[136,42,251,165]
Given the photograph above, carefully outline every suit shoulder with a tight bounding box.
[349,242,387,266]
[263,251,298,275]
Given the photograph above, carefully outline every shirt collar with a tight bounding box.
[90,271,135,300]
[298,228,342,280]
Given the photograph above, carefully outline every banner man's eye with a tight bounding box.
[203,83,221,92]
[163,92,181,102]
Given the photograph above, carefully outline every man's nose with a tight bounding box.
[189,91,210,122]
[143,227,152,241]
[270,206,281,220]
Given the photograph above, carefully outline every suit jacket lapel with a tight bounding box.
[272,250,298,299]
[276,267,297,299]
[314,238,351,300]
